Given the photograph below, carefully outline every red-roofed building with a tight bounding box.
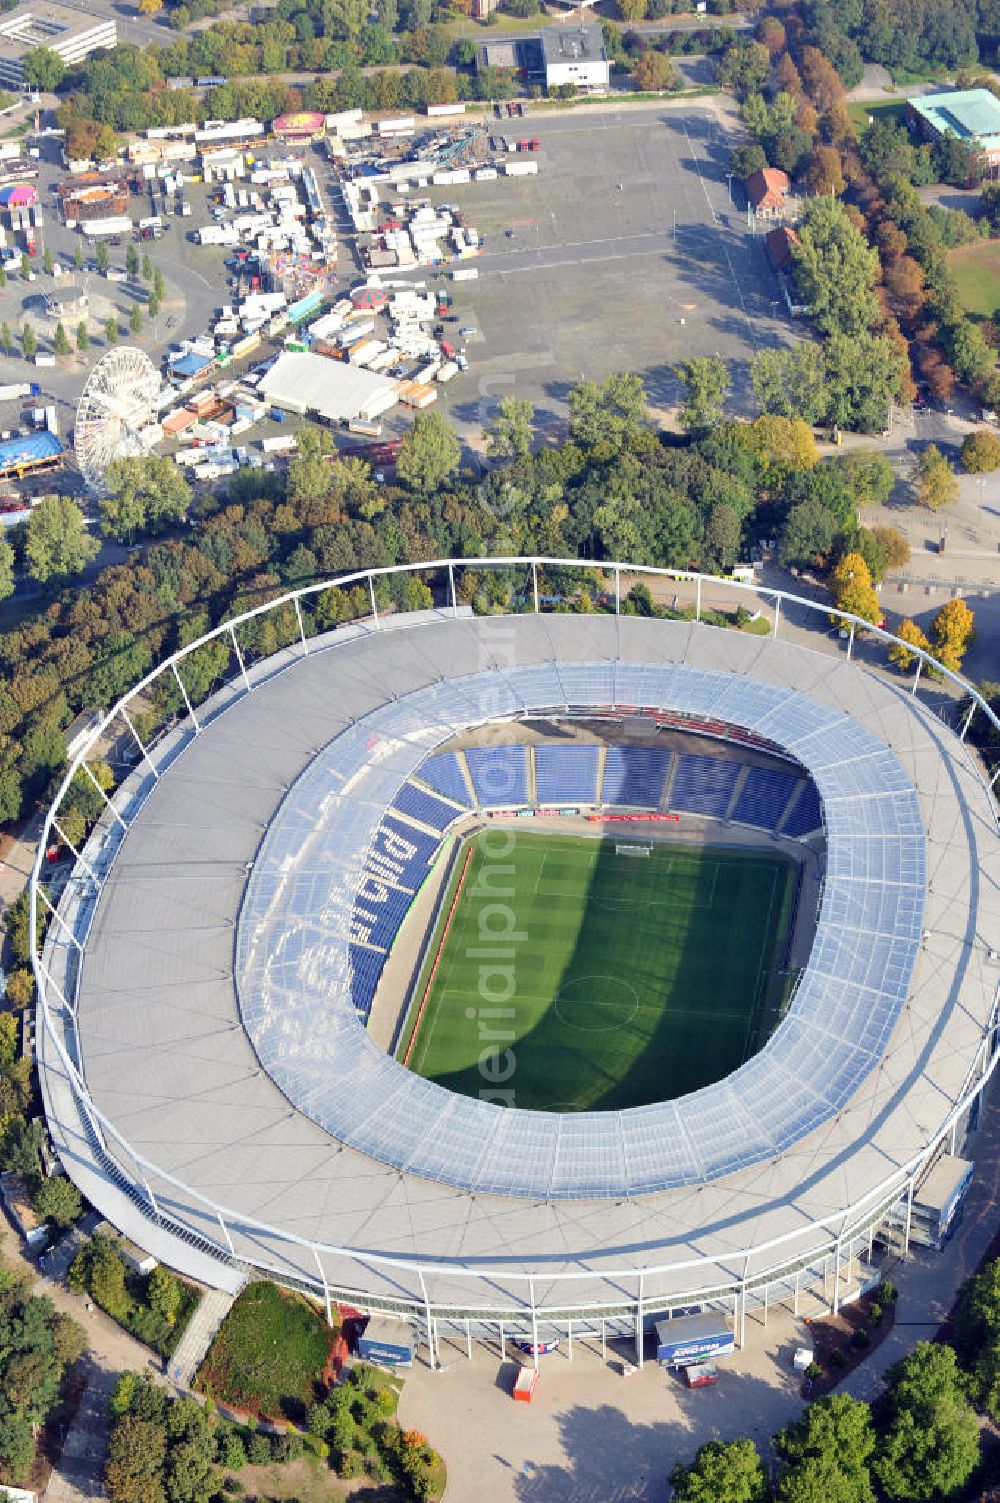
[765,224,798,270]
[746,166,791,221]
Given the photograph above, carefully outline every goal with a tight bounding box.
[615,842,652,857]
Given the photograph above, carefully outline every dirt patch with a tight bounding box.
[801,1288,897,1397]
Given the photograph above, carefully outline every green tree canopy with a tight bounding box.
[22,46,66,91]
[396,408,460,496]
[670,1436,768,1503]
[676,357,730,435]
[875,1342,980,1502]
[100,456,191,543]
[792,198,881,337]
[23,495,99,586]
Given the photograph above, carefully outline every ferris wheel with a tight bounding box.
[74,345,161,492]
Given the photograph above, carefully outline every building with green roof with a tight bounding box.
[907,88,1000,167]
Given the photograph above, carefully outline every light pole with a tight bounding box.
[725,171,734,207]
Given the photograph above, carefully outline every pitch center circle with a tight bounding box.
[553,974,641,1034]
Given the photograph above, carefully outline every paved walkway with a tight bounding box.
[44,1358,117,1503]
[167,1285,235,1388]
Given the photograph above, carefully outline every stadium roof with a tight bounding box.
[41,612,1000,1310]
[909,88,1000,147]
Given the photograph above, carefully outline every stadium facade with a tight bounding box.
[33,560,1000,1363]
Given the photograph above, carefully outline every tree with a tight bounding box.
[23,494,99,586]
[632,50,676,92]
[703,502,741,570]
[485,395,534,461]
[42,246,53,275]
[915,445,959,511]
[152,266,165,301]
[962,429,1000,473]
[0,536,13,602]
[105,315,120,345]
[780,498,838,568]
[676,356,730,434]
[138,0,164,14]
[829,551,882,627]
[776,1394,877,1503]
[76,321,89,352]
[126,243,139,278]
[89,1238,130,1319]
[147,1266,182,1321]
[670,1437,768,1503]
[33,1174,82,1229]
[569,372,649,455]
[0,322,9,356]
[22,46,66,91]
[804,145,845,197]
[751,342,827,423]
[871,525,909,569]
[129,304,143,337]
[53,321,70,357]
[19,252,29,280]
[749,415,818,476]
[74,242,84,270]
[96,241,110,273]
[876,1342,980,1501]
[100,456,191,543]
[792,198,881,337]
[141,253,153,281]
[823,331,907,434]
[931,598,975,672]
[20,323,36,360]
[396,409,460,496]
[95,124,118,162]
[889,618,930,672]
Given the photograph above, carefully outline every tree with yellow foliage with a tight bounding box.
[888,618,930,672]
[931,598,975,673]
[828,550,881,627]
[750,415,819,478]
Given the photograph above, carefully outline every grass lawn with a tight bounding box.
[401,831,797,1111]
[949,239,1000,318]
[847,97,908,134]
[196,1282,334,1424]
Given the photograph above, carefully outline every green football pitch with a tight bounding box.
[398,831,798,1112]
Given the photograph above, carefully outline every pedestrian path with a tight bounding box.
[167,1284,238,1388]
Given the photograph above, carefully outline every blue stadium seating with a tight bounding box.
[731,765,799,831]
[669,754,741,818]
[601,745,672,807]
[535,745,599,804]
[351,883,414,951]
[359,815,441,895]
[782,782,823,837]
[418,751,472,807]
[393,782,462,833]
[348,942,386,1019]
[466,745,528,806]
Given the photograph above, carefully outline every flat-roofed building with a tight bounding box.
[540,23,608,92]
[0,2,116,88]
[908,88,1000,168]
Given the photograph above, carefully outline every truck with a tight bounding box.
[654,1314,734,1369]
[357,1318,414,1368]
[0,382,40,402]
[82,215,134,239]
[195,223,239,246]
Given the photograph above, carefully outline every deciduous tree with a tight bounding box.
[670,1436,768,1503]
[676,356,730,434]
[915,444,959,510]
[888,618,930,672]
[931,598,975,672]
[24,495,99,586]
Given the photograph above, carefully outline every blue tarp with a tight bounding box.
[171,352,213,378]
[0,430,63,471]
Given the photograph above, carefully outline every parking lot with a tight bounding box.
[417,101,796,439]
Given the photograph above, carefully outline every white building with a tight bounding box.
[0,2,116,88]
[541,24,608,93]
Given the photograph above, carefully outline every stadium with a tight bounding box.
[32,558,1000,1365]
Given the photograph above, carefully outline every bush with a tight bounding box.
[805,1361,822,1380]
[961,429,1000,472]
[882,1280,898,1305]
[869,1302,884,1327]
[222,1480,244,1495]
[828,1347,846,1369]
[247,1434,271,1466]
[336,1450,362,1478]
[851,1328,871,1349]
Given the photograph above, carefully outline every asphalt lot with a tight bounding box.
[419,102,795,438]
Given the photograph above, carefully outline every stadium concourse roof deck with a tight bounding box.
[47,613,1000,1311]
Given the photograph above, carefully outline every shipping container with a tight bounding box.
[357,1319,413,1367]
[503,160,538,177]
[654,1315,734,1368]
[451,267,478,282]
